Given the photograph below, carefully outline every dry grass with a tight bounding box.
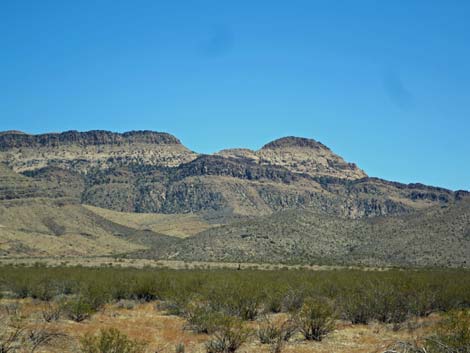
[0,200,145,257]
[84,205,215,238]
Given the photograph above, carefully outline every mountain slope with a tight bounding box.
[0,198,176,257]
[150,198,470,267]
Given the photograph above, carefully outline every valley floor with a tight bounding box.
[1,298,437,353]
[0,256,389,271]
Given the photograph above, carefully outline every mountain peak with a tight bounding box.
[257,136,366,180]
[261,136,329,150]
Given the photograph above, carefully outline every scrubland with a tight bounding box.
[0,266,469,353]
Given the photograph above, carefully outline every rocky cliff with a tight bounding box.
[0,130,467,219]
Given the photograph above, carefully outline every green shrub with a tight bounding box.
[175,342,185,353]
[157,300,185,316]
[30,279,56,301]
[372,285,410,325]
[205,316,251,353]
[131,277,159,302]
[82,284,111,311]
[426,310,470,353]
[116,300,136,310]
[281,289,305,313]
[264,289,283,313]
[257,317,295,344]
[1,265,470,334]
[41,301,62,322]
[62,296,95,322]
[185,301,226,334]
[296,297,335,341]
[80,328,147,353]
[257,316,295,353]
[340,290,375,324]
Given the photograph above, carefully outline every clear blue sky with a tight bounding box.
[1,1,469,190]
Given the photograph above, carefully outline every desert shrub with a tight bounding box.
[227,294,260,321]
[1,265,470,333]
[110,281,133,301]
[340,289,375,324]
[0,314,25,353]
[408,286,437,317]
[131,276,159,302]
[296,297,335,341]
[264,288,284,313]
[157,300,185,316]
[205,316,251,353]
[9,279,31,299]
[257,316,296,353]
[207,281,262,321]
[30,278,57,301]
[82,284,111,311]
[372,284,410,325]
[258,321,282,345]
[80,328,147,353]
[426,310,470,353]
[185,301,226,334]
[0,303,22,317]
[1,310,66,353]
[62,296,95,322]
[116,300,136,310]
[26,326,67,353]
[381,341,427,353]
[175,342,185,353]
[257,316,295,344]
[41,301,62,322]
[281,288,305,313]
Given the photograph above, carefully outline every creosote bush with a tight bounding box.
[257,316,296,344]
[257,316,296,353]
[205,316,252,353]
[41,301,62,322]
[0,265,469,331]
[185,301,226,334]
[175,342,185,353]
[426,310,470,353]
[80,328,147,353]
[62,296,95,322]
[296,297,335,341]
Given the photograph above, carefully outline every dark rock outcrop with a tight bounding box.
[0,130,182,150]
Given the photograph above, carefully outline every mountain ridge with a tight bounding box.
[0,129,468,267]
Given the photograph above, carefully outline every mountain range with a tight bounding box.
[0,130,468,267]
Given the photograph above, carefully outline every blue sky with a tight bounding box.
[1,1,469,190]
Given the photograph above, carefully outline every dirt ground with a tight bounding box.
[0,256,389,271]
[1,299,436,353]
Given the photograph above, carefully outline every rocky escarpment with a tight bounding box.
[0,130,182,149]
[77,152,464,218]
[0,130,198,173]
[0,130,466,220]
